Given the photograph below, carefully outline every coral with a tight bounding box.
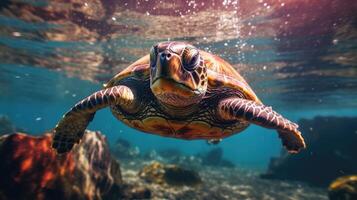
[0,130,127,200]
[329,175,357,200]
[139,161,166,185]
[138,161,202,186]
[261,116,357,186]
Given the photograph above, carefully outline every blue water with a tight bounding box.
[1,0,356,171]
[1,63,356,171]
[0,64,282,169]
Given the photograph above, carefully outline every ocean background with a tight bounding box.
[1,0,356,171]
[0,1,356,199]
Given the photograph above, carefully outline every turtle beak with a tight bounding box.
[152,50,173,81]
[149,42,206,107]
[151,50,195,89]
[150,51,199,104]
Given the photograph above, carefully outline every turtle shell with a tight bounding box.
[105,50,260,103]
[199,51,261,103]
[105,54,150,88]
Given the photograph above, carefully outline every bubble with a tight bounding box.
[332,39,338,45]
[12,32,21,37]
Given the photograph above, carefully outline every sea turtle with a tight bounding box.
[52,41,306,154]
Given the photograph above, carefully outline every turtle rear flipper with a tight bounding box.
[278,129,305,153]
[218,97,306,153]
[52,85,134,154]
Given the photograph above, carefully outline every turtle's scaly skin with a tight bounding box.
[52,86,134,153]
[52,41,306,154]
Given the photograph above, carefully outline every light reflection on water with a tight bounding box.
[1,0,356,109]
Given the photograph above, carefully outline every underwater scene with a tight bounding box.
[0,0,356,199]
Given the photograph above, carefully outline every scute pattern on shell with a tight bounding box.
[105,47,259,104]
[102,42,261,140]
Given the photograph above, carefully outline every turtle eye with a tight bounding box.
[182,48,200,71]
[150,46,157,68]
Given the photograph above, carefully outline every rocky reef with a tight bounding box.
[0,130,149,200]
[0,116,331,199]
[328,175,357,200]
[262,116,357,187]
[121,159,327,200]
[104,138,327,199]
[107,139,327,199]
[138,161,202,186]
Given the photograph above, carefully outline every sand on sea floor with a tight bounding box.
[120,159,328,200]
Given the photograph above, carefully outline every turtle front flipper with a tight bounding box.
[218,97,306,153]
[52,85,134,154]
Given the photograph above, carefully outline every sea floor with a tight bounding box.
[120,159,328,200]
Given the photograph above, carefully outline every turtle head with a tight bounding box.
[150,41,208,107]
